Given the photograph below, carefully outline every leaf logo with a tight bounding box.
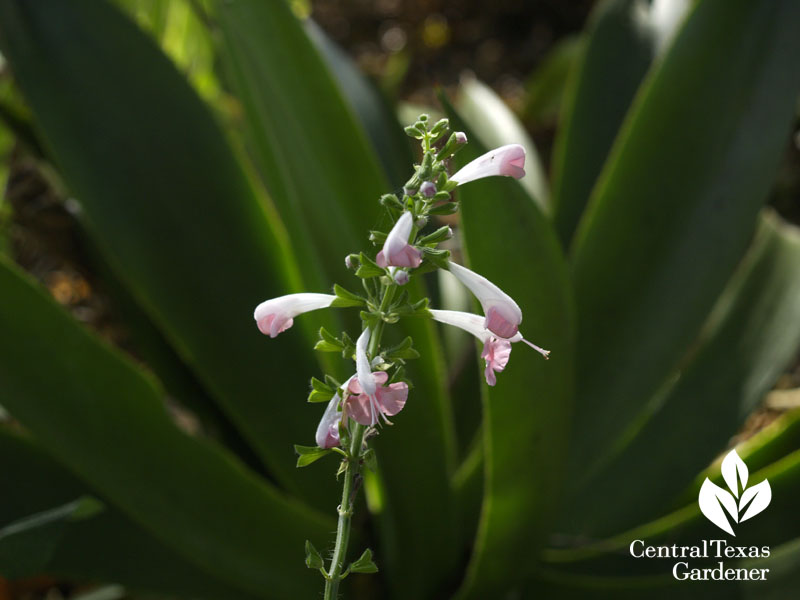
[698,450,771,536]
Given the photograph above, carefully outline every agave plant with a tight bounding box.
[0,0,799,599]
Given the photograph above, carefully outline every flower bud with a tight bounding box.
[436,131,468,160]
[418,152,434,180]
[420,181,436,198]
[393,270,410,286]
[345,254,359,270]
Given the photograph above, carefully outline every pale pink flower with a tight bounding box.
[449,144,526,185]
[346,371,408,426]
[315,392,343,449]
[349,328,408,425]
[376,211,422,269]
[430,309,549,386]
[447,262,522,339]
[253,293,336,338]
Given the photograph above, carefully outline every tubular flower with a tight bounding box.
[447,261,522,339]
[315,392,343,449]
[449,144,526,185]
[376,211,422,269]
[430,309,549,386]
[349,328,408,425]
[254,293,336,338]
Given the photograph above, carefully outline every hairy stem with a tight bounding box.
[323,422,365,600]
[323,282,396,599]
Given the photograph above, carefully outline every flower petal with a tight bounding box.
[450,144,526,185]
[447,262,522,339]
[378,212,421,268]
[355,328,376,395]
[377,382,408,416]
[315,393,342,449]
[346,393,376,426]
[484,305,519,338]
[429,309,490,341]
[253,293,336,337]
[481,337,512,386]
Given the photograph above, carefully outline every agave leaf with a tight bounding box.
[559,213,800,534]
[443,96,575,598]
[0,259,333,598]
[567,0,800,488]
[0,428,262,599]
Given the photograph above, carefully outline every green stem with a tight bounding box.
[323,282,396,600]
[323,422,365,600]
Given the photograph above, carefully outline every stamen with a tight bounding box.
[522,337,550,359]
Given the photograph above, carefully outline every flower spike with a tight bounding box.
[254,293,337,338]
[447,262,522,339]
[376,211,422,269]
[450,144,526,185]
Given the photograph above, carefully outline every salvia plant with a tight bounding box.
[252,118,550,597]
[1,0,800,599]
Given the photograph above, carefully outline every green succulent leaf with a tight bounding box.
[560,212,800,535]
[0,429,262,599]
[443,97,575,598]
[0,0,334,508]
[0,259,333,598]
[567,0,800,487]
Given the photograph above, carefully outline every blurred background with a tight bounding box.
[0,0,800,600]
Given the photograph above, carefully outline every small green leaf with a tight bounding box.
[324,374,342,389]
[384,337,420,360]
[307,389,334,403]
[355,253,385,278]
[331,283,365,308]
[316,327,345,349]
[349,548,378,574]
[294,445,334,467]
[310,377,333,393]
[313,340,343,353]
[304,540,324,570]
